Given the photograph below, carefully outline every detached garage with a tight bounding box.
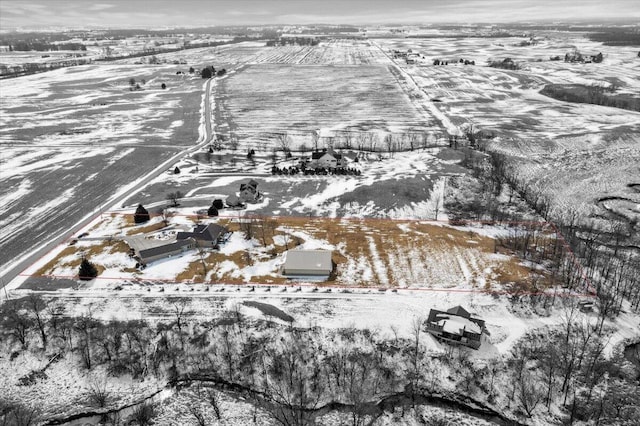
[281,250,333,279]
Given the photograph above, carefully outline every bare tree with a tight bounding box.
[311,130,320,152]
[0,299,32,348]
[516,370,544,418]
[196,245,209,280]
[433,191,442,221]
[160,208,175,226]
[276,133,292,157]
[87,375,110,407]
[166,191,184,207]
[27,294,48,349]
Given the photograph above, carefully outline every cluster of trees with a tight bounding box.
[1,296,636,425]
[564,50,603,63]
[207,199,224,217]
[2,41,86,51]
[488,58,521,70]
[540,83,640,112]
[309,130,445,153]
[0,58,91,78]
[452,137,640,311]
[508,308,640,423]
[588,30,640,46]
[271,165,361,176]
[433,58,475,65]
[201,66,226,79]
[265,37,319,47]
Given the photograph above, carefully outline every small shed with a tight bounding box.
[281,250,333,279]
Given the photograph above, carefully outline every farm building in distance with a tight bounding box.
[425,306,486,350]
[311,150,344,169]
[281,249,333,279]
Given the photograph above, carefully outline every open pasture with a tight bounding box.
[214,63,442,150]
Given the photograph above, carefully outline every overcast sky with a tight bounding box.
[1,0,638,29]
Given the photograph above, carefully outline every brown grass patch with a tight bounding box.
[34,239,131,277]
[126,222,167,235]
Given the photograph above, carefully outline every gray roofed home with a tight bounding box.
[138,238,196,265]
[281,249,333,280]
[239,179,261,203]
[176,223,229,247]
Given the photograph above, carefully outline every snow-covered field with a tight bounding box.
[214,63,442,150]
[0,63,204,275]
[375,35,640,236]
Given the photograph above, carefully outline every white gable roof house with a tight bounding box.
[281,250,333,280]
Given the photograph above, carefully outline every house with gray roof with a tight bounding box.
[138,238,196,265]
[281,250,333,280]
[176,223,229,248]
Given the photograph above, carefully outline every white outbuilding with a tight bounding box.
[281,250,333,279]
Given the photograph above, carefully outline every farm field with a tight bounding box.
[0,63,205,276]
[214,63,442,150]
[374,35,640,240]
[149,39,390,66]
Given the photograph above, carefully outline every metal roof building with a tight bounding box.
[281,250,333,279]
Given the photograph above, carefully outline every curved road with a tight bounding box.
[0,78,216,289]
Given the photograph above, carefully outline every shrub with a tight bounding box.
[134,204,150,224]
[78,258,98,280]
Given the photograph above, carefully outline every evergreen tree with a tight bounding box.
[78,257,98,280]
[208,204,219,217]
[201,67,212,79]
[134,204,150,224]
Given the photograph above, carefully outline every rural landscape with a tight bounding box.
[0,1,639,425]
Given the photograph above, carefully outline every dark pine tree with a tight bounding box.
[78,257,98,280]
[208,204,219,217]
[134,204,150,224]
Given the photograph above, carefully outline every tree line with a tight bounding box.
[2,295,635,425]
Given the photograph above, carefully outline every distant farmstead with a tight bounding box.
[311,150,344,169]
[281,250,333,279]
[425,306,486,350]
[239,179,261,203]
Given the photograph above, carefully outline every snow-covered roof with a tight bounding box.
[436,315,482,335]
[283,250,333,274]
